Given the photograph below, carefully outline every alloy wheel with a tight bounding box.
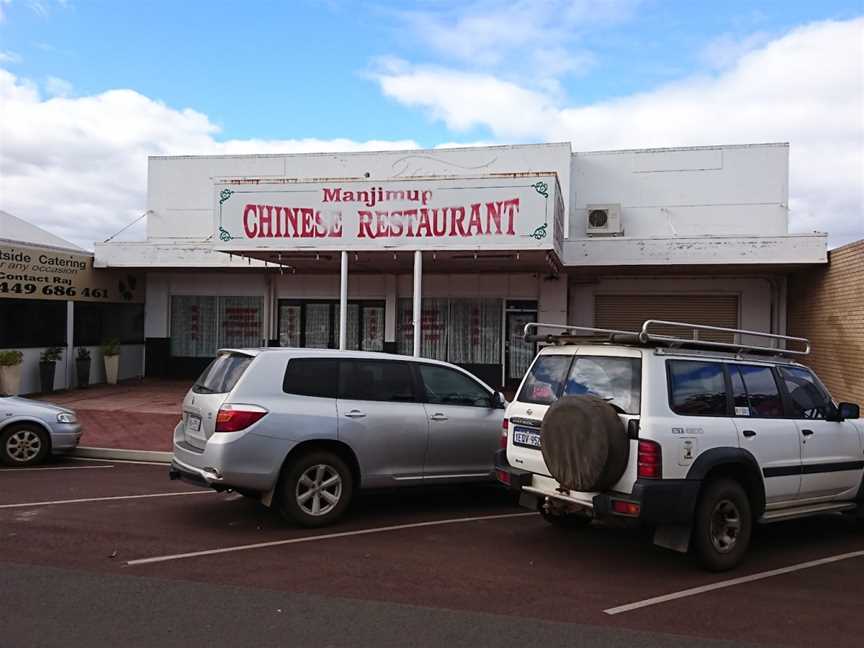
[6,429,42,463]
[295,464,343,516]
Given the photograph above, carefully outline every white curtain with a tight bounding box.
[219,296,263,349]
[278,304,302,347]
[170,296,217,357]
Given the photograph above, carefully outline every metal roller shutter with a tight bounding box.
[594,294,740,342]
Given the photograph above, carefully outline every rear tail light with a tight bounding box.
[612,499,641,516]
[500,418,509,449]
[215,404,267,432]
[637,439,662,479]
[495,469,511,485]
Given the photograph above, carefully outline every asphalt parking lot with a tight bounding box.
[2,458,863,647]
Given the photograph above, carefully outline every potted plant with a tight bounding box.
[102,339,120,385]
[76,347,91,389]
[0,350,24,396]
[39,346,63,394]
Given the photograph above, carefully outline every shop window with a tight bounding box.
[73,303,145,346]
[0,298,66,347]
[277,300,383,351]
[397,298,502,364]
[170,296,262,357]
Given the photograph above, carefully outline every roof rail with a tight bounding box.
[523,320,810,357]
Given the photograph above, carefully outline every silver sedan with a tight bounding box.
[0,396,82,466]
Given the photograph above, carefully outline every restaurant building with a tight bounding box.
[94,142,827,389]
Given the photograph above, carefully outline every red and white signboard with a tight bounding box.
[213,174,563,254]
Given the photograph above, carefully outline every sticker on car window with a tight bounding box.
[735,406,750,416]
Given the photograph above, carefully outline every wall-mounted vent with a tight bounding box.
[585,204,623,236]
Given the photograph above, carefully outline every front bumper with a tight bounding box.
[49,422,83,452]
[495,448,701,526]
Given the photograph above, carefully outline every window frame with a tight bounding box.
[414,362,494,408]
[337,358,420,403]
[665,359,733,418]
[277,299,385,351]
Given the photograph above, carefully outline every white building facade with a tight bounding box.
[95,142,826,390]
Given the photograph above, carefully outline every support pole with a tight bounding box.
[339,250,348,350]
[412,250,422,357]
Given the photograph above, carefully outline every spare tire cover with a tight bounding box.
[540,395,629,492]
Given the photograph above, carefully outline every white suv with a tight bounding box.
[495,320,863,571]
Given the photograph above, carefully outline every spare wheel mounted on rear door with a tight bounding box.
[540,395,629,492]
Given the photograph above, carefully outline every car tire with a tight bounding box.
[0,424,50,467]
[277,451,354,528]
[539,507,591,529]
[693,478,752,572]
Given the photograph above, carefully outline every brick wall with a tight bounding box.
[787,239,864,405]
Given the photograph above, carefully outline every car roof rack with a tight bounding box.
[523,319,810,358]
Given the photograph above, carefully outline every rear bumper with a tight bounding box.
[495,449,701,526]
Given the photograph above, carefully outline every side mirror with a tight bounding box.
[492,391,507,409]
[838,402,860,420]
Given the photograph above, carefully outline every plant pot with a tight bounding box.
[76,358,91,389]
[104,354,119,385]
[0,364,23,396]
[39,361,56,394]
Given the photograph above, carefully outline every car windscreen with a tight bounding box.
[192,353,253,394]
[518,354,642,414]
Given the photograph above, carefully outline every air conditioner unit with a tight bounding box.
[585,204,623,236]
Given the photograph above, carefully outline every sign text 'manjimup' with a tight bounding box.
[240,187,521,240]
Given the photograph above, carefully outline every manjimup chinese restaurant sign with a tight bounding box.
[214,174,564,255]
[0,244,143,303]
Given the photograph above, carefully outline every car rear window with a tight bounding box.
[517,354,641,414]
[193,352,253,394]
[517,355,571,405]
[283,358,338,398]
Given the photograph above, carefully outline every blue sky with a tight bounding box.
[0,1,862,247]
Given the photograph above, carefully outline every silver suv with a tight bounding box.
[170,348,506,526]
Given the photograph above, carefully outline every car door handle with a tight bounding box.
[429,413,448,421]
[344,410,367,419]
[802,428,814,436]
[742,430,756,438]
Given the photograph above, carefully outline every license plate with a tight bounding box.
[186,415,201,433]
[513,426,541,448]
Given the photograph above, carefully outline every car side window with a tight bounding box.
[282,358,339,398]
[668,360,728,416]
[729,364,783,418]
[779,366,833,419]
[339,360,415,403]
[418,364,491,407]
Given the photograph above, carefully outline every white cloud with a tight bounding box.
[44,75,72,96]
[0,0,10,21]
[393,0,637,84]
[0,68,418,249]
[373,18,864,245]
[0,50,20,63]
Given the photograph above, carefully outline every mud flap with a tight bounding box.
[261,486,275,508]
[653,524,691,553]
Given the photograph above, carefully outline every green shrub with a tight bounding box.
[40,347,64,363]
[101,339,121,356]
[0,350,23,367]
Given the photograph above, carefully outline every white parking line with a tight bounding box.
[0,490,215,510]
[128,511,537,566]
[0,464,114,473]
[604,549,864,615]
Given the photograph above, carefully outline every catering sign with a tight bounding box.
[214,174,563,255]
[0,244,143,303]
